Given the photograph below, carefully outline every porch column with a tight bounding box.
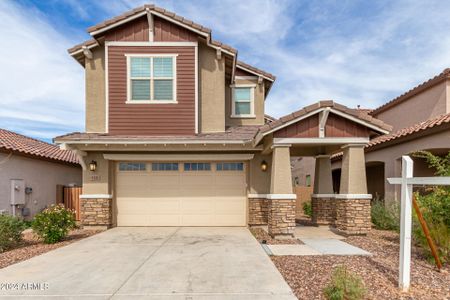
[268,145,296,238]
[336,145,371,235]
[311,155,336,225]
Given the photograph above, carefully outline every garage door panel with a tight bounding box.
[116,161,246,227]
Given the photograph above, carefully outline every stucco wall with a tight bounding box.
[0,153,81,217]
[226,78,265,126]
[372,80,449,131]
[81,152,111,195]
[85,47,106,133]
[332,129,450,202]
[199,42,226,133]
[291,157,315,187]
[248,153,271,194]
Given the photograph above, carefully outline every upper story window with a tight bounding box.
[231,84,255,118]
[126,54,177,104]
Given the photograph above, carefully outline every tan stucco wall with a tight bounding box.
[198,42,226,133]
[291,157,315,187]
[313,156,333,194]
[373,80,449,131]
[332,129,450,202]
[0,153,81,217]
[248,153,271,194]
[81,152,111,195]
[226,78,265,126]
[339,146,367,194]
[270,146,293,194]
[85,47,106,133]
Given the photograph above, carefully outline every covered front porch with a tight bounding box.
[249,101,391,238]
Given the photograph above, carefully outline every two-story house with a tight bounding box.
[56,4,391,237]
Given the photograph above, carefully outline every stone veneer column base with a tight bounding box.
[80,198,112,229]
[248,198,269,225]
[311,195,336,226]
[335,196,371,235]
[268,198,296,238]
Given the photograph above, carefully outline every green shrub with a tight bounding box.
[32,204,76,244]
[414,191,450,264]
[0,215,26,252]
[303,201,312,217]
[323,265,366,300]
[371,200,399,231]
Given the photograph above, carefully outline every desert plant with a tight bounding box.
[303,201,312,217]
[0,214,26,252]
[411,151,450,265]
[371,200,399,231]
[323,265,366,300]
[32,204,76,244]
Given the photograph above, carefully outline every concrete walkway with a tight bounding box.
[264,225,371,256]
[0,227,296,299]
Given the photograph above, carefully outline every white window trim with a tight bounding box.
[125,54,178,104]
[230,84,256,118]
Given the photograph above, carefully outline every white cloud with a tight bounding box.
[0,1,84,141]
[2,0,450,143]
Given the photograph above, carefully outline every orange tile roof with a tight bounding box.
[0,129,78,164]
[371,68,450,116]
[332,112,450,160]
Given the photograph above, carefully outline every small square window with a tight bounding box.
[184,163,211,171]
[152,163,179,171]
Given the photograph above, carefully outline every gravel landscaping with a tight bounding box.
[250,227,303,245]
[0,229,102,269]
[271,228,450,300]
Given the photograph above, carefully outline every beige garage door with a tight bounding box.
[116,162,247,226]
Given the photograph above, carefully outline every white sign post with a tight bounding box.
[387,155,450,291]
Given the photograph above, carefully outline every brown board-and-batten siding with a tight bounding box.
[108,46,196,135]
[104,16,149,42]
[325,113,370,137]
[274,115,319,138]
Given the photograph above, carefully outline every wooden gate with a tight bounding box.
[63,186,82,221]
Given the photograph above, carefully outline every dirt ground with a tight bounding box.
[271,229,450,300]
[0,229,102,269]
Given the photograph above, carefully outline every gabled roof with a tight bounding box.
[331,112,450,160]
[254,100,392,144]
[264,114,277,124]
[0,129,78,164]
[236,61,276,82]
[371,68,450,116]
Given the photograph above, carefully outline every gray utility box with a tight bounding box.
[10,179,25,205]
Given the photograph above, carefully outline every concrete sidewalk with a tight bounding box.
[0,227,296,299]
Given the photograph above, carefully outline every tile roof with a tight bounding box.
[331,112,450,160]
[371,68,450,116]
[236,61,276,81]
[0,129,78,164]
[264,114,277,124]
[257,100,392,135]
[55,126,260,143]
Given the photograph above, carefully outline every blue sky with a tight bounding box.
[1,0,450,142]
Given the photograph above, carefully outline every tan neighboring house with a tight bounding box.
[55,4,391,237]
[331,69,450,203]
[0,129,81,218]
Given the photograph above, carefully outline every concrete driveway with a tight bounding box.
[0,227,295,299]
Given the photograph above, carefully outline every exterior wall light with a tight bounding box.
[261,160,268,172]
[89,160,97,172]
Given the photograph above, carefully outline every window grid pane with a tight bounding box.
[119,162,146,171]
[235,87,251,101]
[153,57,173,78]
[131,80,151,100]
[152,163,179,171]
[130,57,151,77]
[235,102,251,115]
[184,163,211,171]
[154,79,173,100]
[216,162,244,171]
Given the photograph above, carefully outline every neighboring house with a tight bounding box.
[0,129,81,218]
[332,69,450,202]
[55,4,391,237]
